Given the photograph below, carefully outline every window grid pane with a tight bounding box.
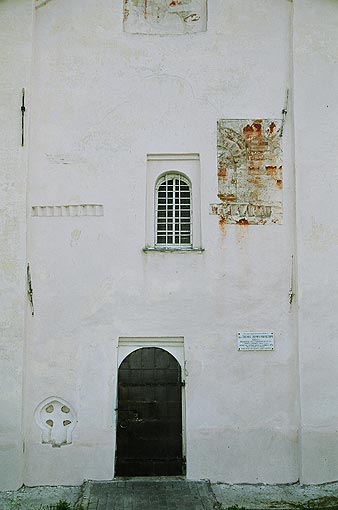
[156,175,191,247]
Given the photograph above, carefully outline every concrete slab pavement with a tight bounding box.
[1,479,338,509]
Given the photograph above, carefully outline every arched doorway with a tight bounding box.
[115,347,184,476]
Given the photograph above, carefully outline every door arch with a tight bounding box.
[115,347,183,476]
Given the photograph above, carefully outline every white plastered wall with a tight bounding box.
[22,0,299,485]
[294,0,338,484]
[0,0,33,491]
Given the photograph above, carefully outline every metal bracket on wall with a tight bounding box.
[21,88,25,147]
[27,263,34,316]
[280,88,289,138]
[289,254,295,306]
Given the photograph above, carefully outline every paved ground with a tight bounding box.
[1,479,338,509]
[81,479,338,510]
[212,482,338,509]
[82,479,218,510]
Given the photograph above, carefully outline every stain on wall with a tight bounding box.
[123,0,207,35]
[210,119,283,225]
[35,0,54,10]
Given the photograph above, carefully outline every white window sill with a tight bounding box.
[143,247,204,253]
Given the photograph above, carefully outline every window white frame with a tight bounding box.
[155,172,192,248]
[145,153,202,251]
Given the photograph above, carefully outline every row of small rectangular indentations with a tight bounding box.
[209,203,277,218]
[31,205,103,217]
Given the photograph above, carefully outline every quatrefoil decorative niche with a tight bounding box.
[35,397,77,447]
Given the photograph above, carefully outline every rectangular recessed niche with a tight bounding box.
[145,153,202,250]
[210,119,283,225]
[31,204,103,217]
[123,0,207,35]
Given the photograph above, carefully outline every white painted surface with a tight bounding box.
[0,0,33,490]
[0,0,337,488]
[23,0,296,485]
[293,0,338,484]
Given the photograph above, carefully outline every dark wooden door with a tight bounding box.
[115,347,183,476]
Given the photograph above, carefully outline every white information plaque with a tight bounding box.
[237,332,274,351]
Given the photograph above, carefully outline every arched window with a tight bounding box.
[155,173,192,247]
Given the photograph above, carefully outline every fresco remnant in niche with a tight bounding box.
[123,0,207,35]
[210,119,283,225]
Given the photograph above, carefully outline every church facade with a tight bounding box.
[1,0,338,490]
